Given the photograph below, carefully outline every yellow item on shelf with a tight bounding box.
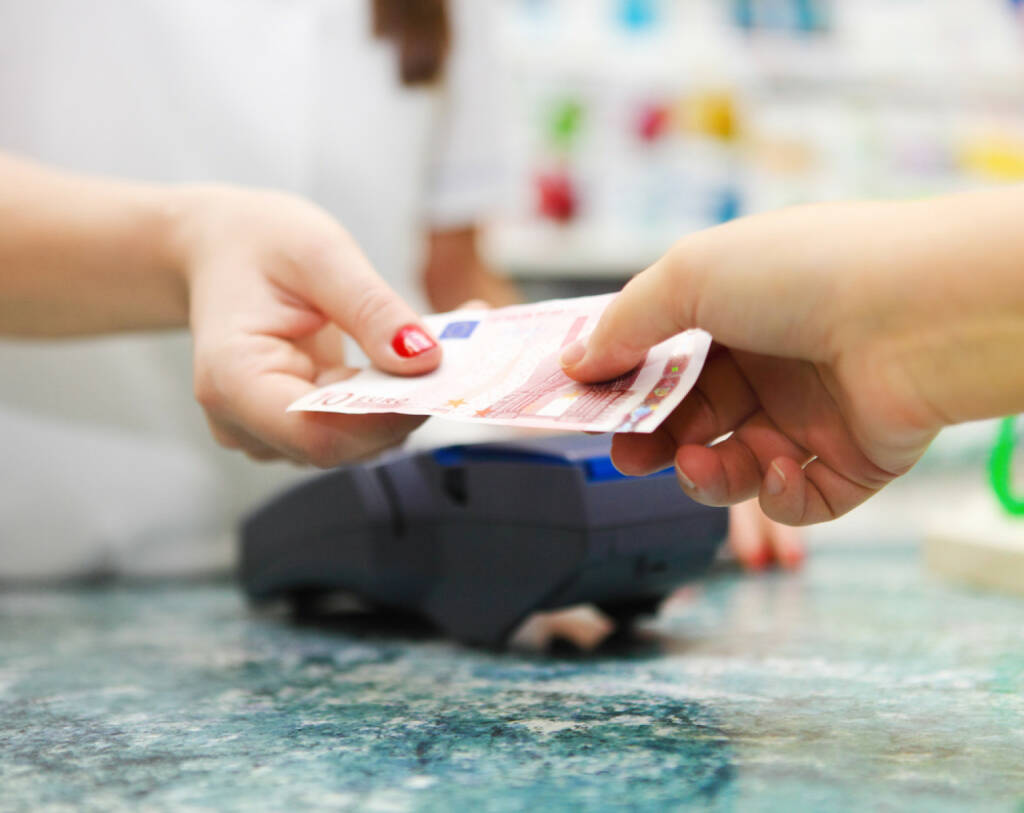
[959,134,1024,181]
[672,90,741,141]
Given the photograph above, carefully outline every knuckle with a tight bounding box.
[379,413,419,447]
[204,415,243,451]
[289,221,354,280]
[300,429,343,469]
[193,364,224,413]
[293,236,339,277]
[193,337,256,413]
[693,387,721,439]
[298,416,413,469]
[349,285,399,335]
[211,428,241,451]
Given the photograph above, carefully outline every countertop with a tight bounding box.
[2,542,1023,812]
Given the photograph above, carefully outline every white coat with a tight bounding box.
[0,0,501,578]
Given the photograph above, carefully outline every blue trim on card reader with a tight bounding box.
[432,446,673,483]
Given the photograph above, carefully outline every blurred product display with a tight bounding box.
[486,0,1024,279]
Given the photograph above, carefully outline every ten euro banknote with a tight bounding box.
[288,294,711,434]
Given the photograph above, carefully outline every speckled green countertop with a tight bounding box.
[2,542,1023,812]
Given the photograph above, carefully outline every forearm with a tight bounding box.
[0,152,188,336]
[421,225,520,312]
[664,189,1024,430]
[837,188,1024,427]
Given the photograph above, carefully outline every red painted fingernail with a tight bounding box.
[391,325,437,358]
[747,549,770,571]
[781,546,805,570]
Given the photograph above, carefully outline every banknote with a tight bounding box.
[288,294,711,434]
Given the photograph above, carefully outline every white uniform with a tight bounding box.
[0,0,500,579]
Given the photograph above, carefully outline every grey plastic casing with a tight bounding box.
[240,435,728,647]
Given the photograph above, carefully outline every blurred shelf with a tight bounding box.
[483,220,709,279]
[489,1,1024,280]
[498,12,1024,108]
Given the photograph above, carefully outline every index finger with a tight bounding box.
[284,231,442,377]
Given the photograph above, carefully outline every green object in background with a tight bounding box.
[989,416,1024,516]
[548,99,584,150]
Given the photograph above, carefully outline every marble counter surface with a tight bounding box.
[2,542,1023,812]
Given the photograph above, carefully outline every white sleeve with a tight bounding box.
[421,0,505,228]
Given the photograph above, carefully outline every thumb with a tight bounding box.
[561,206,850,384]
[297,235,441,376]
[561,252,698,383]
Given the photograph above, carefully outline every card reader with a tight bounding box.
[240,435,728,647]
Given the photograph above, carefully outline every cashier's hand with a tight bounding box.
[728,499,803,569]
[562,203,945,526]
[177,186,440,466]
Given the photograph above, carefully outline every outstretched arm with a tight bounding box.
[563,188,1024,524]
[0,151,442,465]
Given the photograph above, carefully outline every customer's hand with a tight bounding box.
[560,201,977,524]
[176,186,441,466]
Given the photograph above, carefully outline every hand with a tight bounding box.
[174,186,442,466]
[561,201,959,525]
[728,500,804,570]
[421,226,521,312]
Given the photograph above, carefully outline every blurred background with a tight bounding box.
[479,0,1024,560]
[484,0,1024,298]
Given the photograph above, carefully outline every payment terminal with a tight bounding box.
[240,435,728,647]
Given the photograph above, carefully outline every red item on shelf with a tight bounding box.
[637,104,670,143]
[535,172,577,222]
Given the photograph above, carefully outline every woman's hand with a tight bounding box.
[728,499,804,569]
[561,194,1024,525]
[0,154,442,467]
[175,185,442,466]
[421,226,521,313]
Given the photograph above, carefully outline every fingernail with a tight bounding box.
[392,325,437,358]
[747,549,770,572]
[765,461,787,496]
[781,546,805,570]
[559,340,585,368]
[675,462,697,492]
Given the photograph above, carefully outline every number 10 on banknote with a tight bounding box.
[288,295,711,434]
